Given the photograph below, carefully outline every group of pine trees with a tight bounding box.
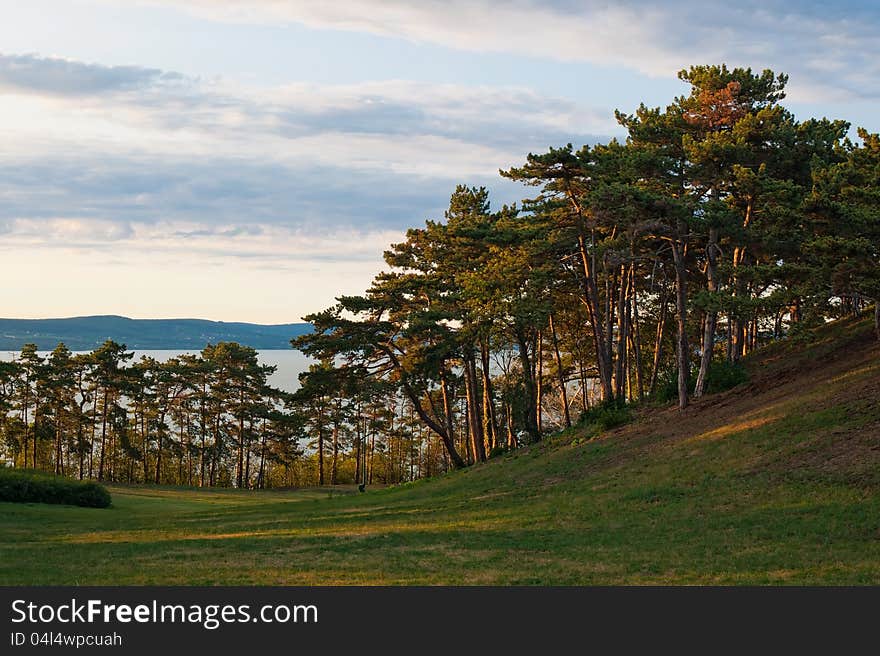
[2,65,878,485]
[296,64,879,469]
[0,341,445,487]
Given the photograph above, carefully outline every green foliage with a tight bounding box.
[704,360,749,393]
[655,360,749,403]
[0,467,111,508]
[577,399,633,433]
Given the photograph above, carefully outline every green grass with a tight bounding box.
[2,316,879,585]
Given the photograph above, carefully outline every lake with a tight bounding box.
[0,349,313,393]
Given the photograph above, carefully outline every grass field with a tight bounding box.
[2,316,879,585]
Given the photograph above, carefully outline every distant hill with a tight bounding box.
[0,315,313,351]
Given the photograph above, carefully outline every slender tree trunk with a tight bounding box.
[630,268,645,402]
[77,420,85,480]
[463,350,486,462]
[210,404,221,487]
[874,301,880,341]
[536,330,543,436]
[354,400,362,484]
[579,358,589,413]
[505,401,515,449]
[33,406,39,470]
[244,420,252,487]
[54,402,63,475]
[317,403,325,486]
[331,410,339,485]
[549,314,571,428]
[88,402,97,479]
[615,264,630,400]
[439,370,457,458]
[155,410,167,485]
[515,327,540,442]
[606,272,615,399]
[460,397,471,465]
[577,232,613,401]
[695,227,720,397]
[368,428,375,485]
[479,338,498,451]
[671,240,690,410]
[98,389,108,480]
[140,408,149,483]
[731,200,753,362]
[649,284,669,397]
[22,381,29,470]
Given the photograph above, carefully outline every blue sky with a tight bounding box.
[1,0,877,323]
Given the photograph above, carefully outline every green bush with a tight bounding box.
[704,360,749,394]
[0,467,111,508]
[654,360,749,403]
[577,399,633,433]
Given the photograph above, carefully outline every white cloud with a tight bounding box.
[0,54,610,237]
[111,0,880,101]
[0,218,402,322]
[0,52,184,96]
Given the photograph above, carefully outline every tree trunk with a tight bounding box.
[536,330,543,436]
[22,381,30,470]
[615,264,630,400]
[210,404,221,486]
[671,240,690,410]
[423,368,467,469]
[317,403,325,486]
[479,338,498,451]
[694,227,719,398]
[98,389,108,480]
[630,268,645,402]
[155,410,167,485]
[549,314,571,429]
[577,232,613,401]
[54,401,63,475]
[579,358,590,413]
[331,411,339,485]
[463,349,486,462]
[33,407,39,470]
[354,401,362,484]
[515,327,540,442]
[649,283,669,397]
[875,301,880,341]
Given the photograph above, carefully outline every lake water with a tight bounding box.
[0,349,313,393]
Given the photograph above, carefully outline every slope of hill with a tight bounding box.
[0,315,312,350]
[1,315,877,584]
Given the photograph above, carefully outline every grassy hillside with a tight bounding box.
[1,315,878,585]
[0,315,312,350]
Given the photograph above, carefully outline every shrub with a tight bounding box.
[577,398,633,433]
[704,360,748,394]
[0,467,111,508]
[654,359,749,403]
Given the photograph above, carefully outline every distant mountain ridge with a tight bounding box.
[0,315,313,351]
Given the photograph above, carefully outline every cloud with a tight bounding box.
[0,216,401,264]
[0,53,185,96]
[0,220,398,322]
[118,0,880,101]
[0,54,610,241]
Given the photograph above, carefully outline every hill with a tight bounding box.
[0,315,312,350]
[1,315,877,584]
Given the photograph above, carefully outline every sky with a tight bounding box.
[1,1,878,324]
